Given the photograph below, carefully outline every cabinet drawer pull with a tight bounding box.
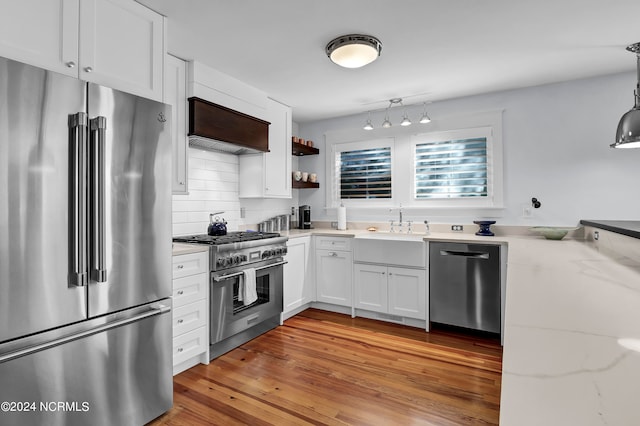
[177,290,184,295]
[84,66,93,73]
[66,61,76,68]
[177,264,184,269]
[329,252,337,257]
[177,319,184,324]
[177,347,183,353]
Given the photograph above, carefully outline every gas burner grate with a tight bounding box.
[173,231,281,245]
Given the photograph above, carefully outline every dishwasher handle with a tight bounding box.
[439,250,490,259]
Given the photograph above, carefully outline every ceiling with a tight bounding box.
[138,0,640,123]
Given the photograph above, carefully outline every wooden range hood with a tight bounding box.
[188,97,270,155]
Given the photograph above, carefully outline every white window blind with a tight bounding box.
[415,136,488,199]
[340,147,392,199]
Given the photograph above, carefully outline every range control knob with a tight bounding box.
[217,257,226,267]
[232,254,242,265]
[282,247,288,256]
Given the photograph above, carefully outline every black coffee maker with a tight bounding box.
[298,205,311,229]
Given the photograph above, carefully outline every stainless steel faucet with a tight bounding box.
[389,204,403,232]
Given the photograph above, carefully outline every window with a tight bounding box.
[412,126,500,207]
[340,147,392,199]
[415,135,488,199]
[329,138,394,205]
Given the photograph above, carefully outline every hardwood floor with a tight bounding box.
[149,309,503,426]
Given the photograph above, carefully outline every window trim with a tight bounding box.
[411,126,498,207]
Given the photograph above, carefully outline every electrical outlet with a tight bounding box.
[331,221,338,229]
[522,204,533,218]
[451,225,463,232]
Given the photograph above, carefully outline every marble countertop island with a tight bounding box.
[499,225,640,425]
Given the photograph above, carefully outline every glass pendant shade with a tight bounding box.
[400,113,412,126]
[419,112,431,124]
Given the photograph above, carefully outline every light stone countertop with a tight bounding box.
[172,242,209,256]
[172,225,640,424]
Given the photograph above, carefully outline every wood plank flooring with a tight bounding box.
[148,309,503,426]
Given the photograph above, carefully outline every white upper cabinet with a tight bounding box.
[164,54,188,194]
[0,0,165,101]
[79,0,164,100]
[0,0,79,76]
[239,98,292,198]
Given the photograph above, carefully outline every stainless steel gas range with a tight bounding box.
[173,232,288,359]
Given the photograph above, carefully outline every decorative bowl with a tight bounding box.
[530,226,578,240]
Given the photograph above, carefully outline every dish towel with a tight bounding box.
[242,267,258,305]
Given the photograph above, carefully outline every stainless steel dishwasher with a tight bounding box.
[429,242,501,334]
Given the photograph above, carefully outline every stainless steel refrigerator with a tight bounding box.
[0,56,173,425]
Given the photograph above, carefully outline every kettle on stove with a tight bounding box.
[207,212,227,236]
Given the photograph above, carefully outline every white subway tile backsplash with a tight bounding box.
[172,147,297,236]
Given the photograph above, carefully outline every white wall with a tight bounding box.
[172,147,297,236]
[297,71,640,226]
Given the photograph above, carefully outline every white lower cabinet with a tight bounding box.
[354,264,426,320]
[315,237,353,307]
[172,250,209,375]
[283,236,314,319]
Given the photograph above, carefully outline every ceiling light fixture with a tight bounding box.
[326,34,382,69]
[364,99,432,130]
[612,42,640,149]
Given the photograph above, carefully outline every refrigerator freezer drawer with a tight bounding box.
[173,326,208,366]
[173,251,209,279]
[0,303,173,426]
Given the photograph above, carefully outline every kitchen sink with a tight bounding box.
[355,232,426,242]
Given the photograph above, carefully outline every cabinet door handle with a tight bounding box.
[329,252,337,257]
[177,264,184,269]
[84,66,93,73]
[66,61,76,68]
[177,290,184,295]
[177,347,183,353]
[177,319,184,324]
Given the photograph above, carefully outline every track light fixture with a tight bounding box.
[363,99,432,130]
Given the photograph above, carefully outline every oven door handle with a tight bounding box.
[212,260,288,282]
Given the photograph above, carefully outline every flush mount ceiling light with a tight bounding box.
[325,34,382,69]
[612,42,640,149]
[363,99,432,130]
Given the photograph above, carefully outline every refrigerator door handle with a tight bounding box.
[90,116,107,282]
[68,112,88,287]
[0,303,171,364]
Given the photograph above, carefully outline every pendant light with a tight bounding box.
[419,102,432,124]
[612,42,640,149]
[363,111,374,130]
[326,34,382,69]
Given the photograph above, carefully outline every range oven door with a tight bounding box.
[210,260,284,344]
